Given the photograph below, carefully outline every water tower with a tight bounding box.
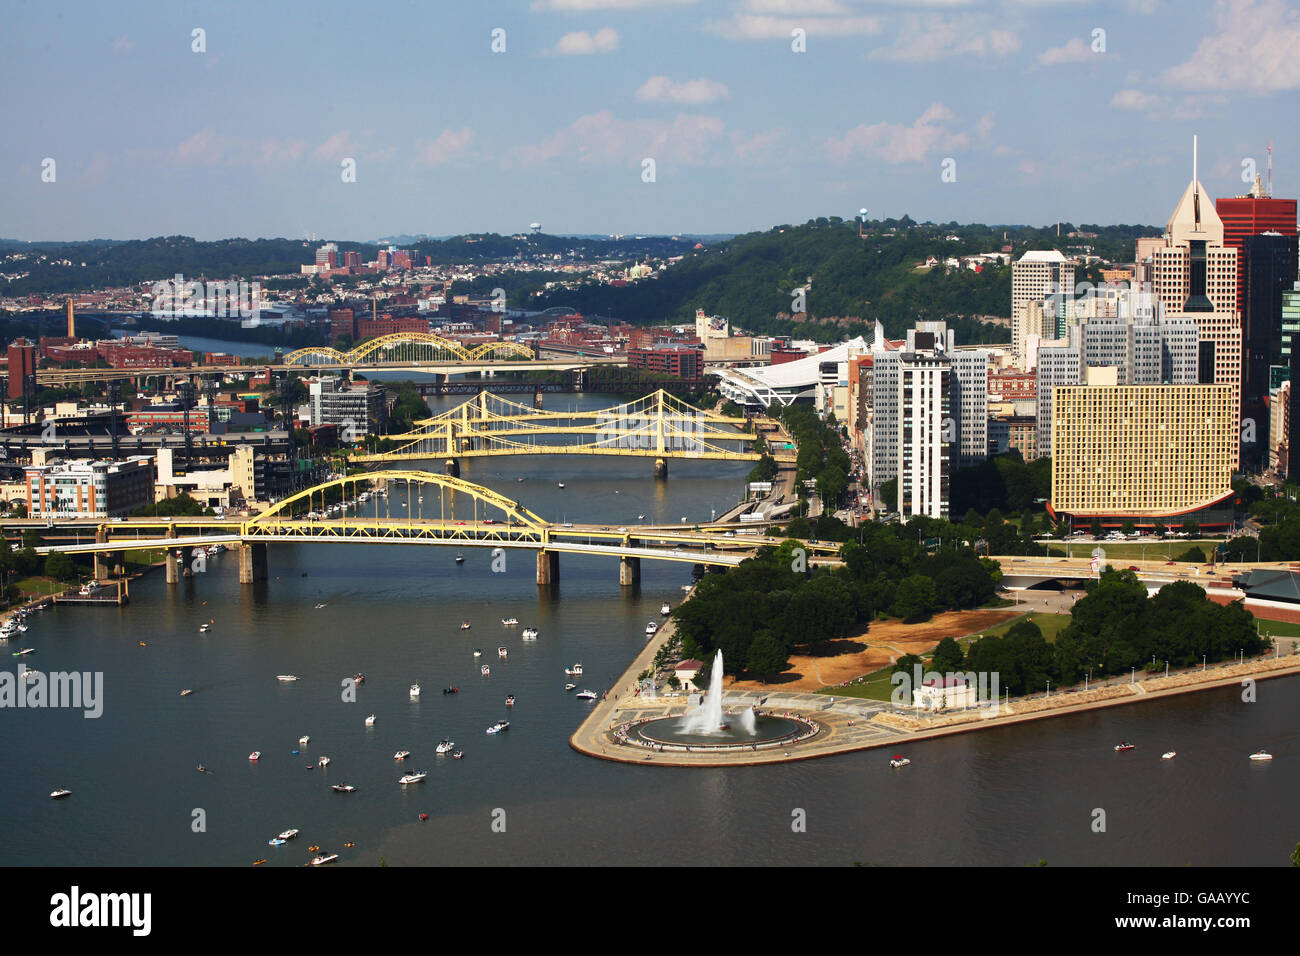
[529,222,542,235]
[858,207,869,238]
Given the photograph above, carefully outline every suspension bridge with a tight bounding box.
[351,389,787,474]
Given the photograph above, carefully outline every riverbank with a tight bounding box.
[572,628,1300,767]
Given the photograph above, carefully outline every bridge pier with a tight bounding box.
[654,457,668,480]
[619,555,641,587]
[165,550,179,585]
[181,546,195,578]
[445,459,460,478]
[93,529,109,579]
[536,550,559,586]
[239,542,268,584]
[533,389,544,409]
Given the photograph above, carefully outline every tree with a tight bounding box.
[1181,519,1200,539]
[1175,545,1207,564]
[891,575,937,623]
[746,633,789,681]
[1121,519,1135,537]
[1152,520,1167,539]
[931,637,964,672]
[44,551,76,581]
[1089,517,1103,538]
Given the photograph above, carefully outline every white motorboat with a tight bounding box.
[486,720,510,734]
[889,756,910,768]
[455,553,465,564]
[498,646,508,658]
[179,689,192,697]
[638,514,646,519]
[77,580,98,597]
[277,675,300,682]
[331,784,356,793]
[576,690,597,700]
[277,829,299,841]
[564,683,577,691]
[461,621,472,630]
[480,664,491,677]
[473,648,482,657]
[298,735,310,746]
[249,751,261,761]
[198,624,211,633]
[317,756,330,767]
[557,483,565,489]
[645,621,658,635]
[435,739,456,754]
[1250,750,1273,761]
[13,648,34,657]
[1162,751,1176,760]
[310,853,339,865]
[50,788,71,799]
[661,603,671,615]
[501,618,519,627]
[565,664,583,676]
[521,627,538,640]
[268,837,288,847]
[409,684,421,698]
[398,771,427,785]
[394,750,411,760]
[506,695,515,707]
[365,714,376,727]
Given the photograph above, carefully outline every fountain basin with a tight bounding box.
[619,711,818,751]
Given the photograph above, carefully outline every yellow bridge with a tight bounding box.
[353,389,785,473]
[28,470,838,586]
[283,332,537,366]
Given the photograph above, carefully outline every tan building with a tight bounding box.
[1049,375,1235,529]
[1149,158,1242,469]
[1011,250,1074,331]
[1270,382,1290,476]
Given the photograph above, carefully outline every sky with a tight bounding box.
[1,0,1298,242]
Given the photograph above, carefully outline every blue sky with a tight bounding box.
[2,0,1298,241]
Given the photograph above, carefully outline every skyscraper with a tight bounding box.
[1216,174,1297,316]
[1012,250,1075,331]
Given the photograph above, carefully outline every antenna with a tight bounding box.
[1267,141,1273,197]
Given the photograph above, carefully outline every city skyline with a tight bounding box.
[2,0,1298,241]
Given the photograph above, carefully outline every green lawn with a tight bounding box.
[972,611,1072,643]
[1047,540,1227,562]
[1254,618,1300,639]
[14,576,66,597]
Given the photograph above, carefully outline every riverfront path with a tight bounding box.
[570,613,1300,767]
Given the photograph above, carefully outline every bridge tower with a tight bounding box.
[536,550,559,585]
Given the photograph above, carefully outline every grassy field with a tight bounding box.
[1254,618,1300,638]
[971,611,1072,642]
[1045,540,1227,562]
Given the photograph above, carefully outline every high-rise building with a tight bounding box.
[1240,233,1299,467]
[1012,250,1075,329]
[7,338,37,402]
[315,243,338,270]
[1049,376,1235,530]
[343,250,361,269]
[1150,141,1242,465]
[1216,177,1297,315]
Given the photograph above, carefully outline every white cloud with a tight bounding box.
[531,0,696,9]
[636,76,730,104]
[827,102,967,164]
[509,110,727,166]
[415,128,476,166]
[871,14,1019,61]
[111,36,135,55]
[312,131,357,161]
[706,13,881,40]
[1037,37,1095,66]
[1163,0,1300,93]
[551,27,621,54]
[1110,88,1158,110]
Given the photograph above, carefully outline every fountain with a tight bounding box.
[620,648,806,749]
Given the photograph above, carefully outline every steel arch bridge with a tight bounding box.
[352,389,781,464]
[283,333,535,366]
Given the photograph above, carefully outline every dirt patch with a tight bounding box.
[729,608,1023,692]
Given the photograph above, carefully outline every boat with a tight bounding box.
[645,621,658,635]
[419,813,429,821]
[307,845,320,853]
[455,553,464,564]
[452,751,463,759]
[365,714,376,726]
[394,750,411,760]
[179,689,192,697]
[77,580,98,597]
[498,646,508,658]
[352,673,365,685]
[318,756,330,767]
[565,664,583,676]
[505,695,515,707]
[443,686,459,695]
[461,621,471,630]
[309,853,339,865]
[249,751,261,761]
[196,765,209,773]
[277,675,300,682]
[501,618,519,627]
[638,514,646,520]
[50,788,71,799]
[1162,752,1177,759]
[521,627,538,640]
[486,720,510,734]
[890,756,910,768]
[1114,742,1135,752]
[480,665,491,677]
[198,624,211,633]
[331,784,356,793]
[398,771,427,785]
[1250,750,1273,761]
[473,649,482,657]
[13,648,34,657]
[278,829,299,840]
[564,683,576,691]
[299,735,310,746]
[253,859,266,865]
[680,585,692,592]
[557,483,565,489]
[661,603,671,615]
[409,683,421,698]
[436,739,456,754]
[576,690,597,700]
[268,837,288,847]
